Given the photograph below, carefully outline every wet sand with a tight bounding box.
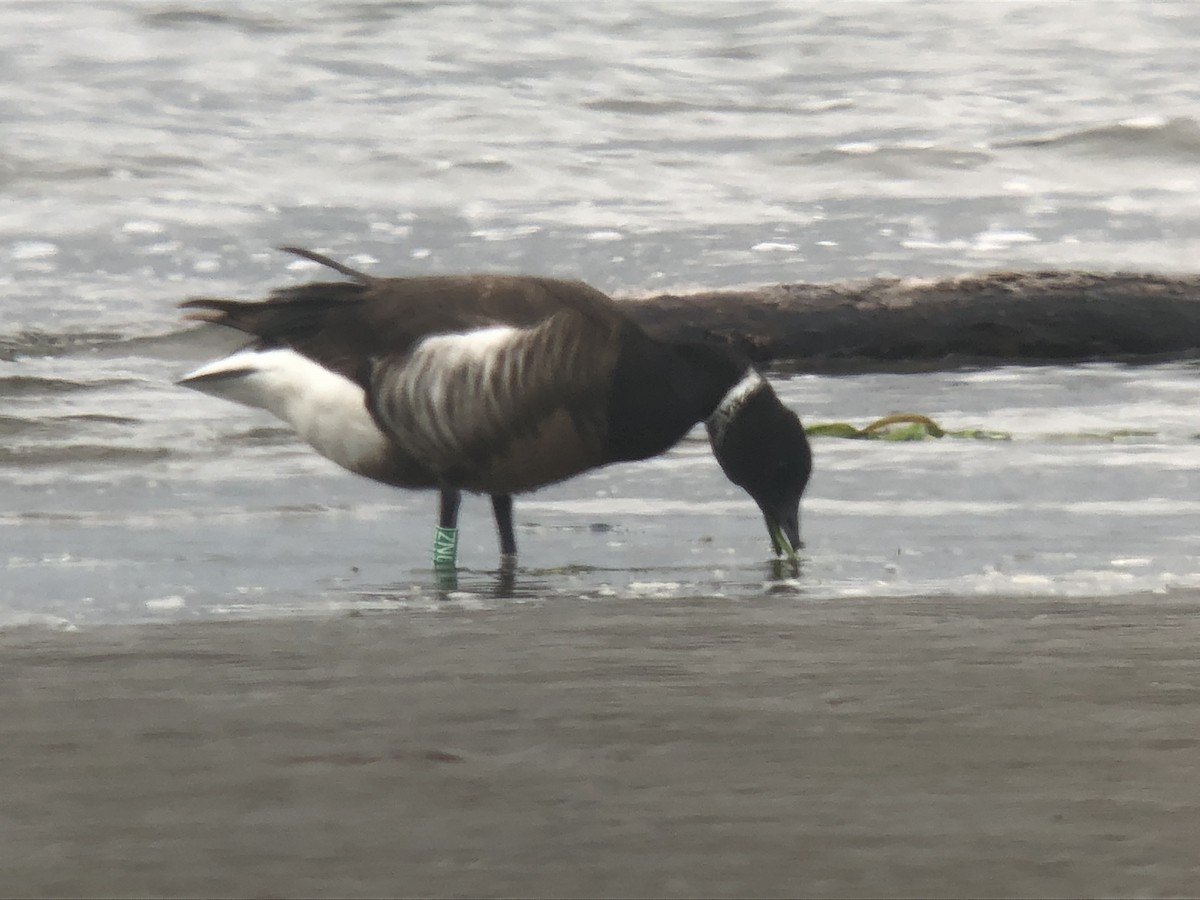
[4,592,1199,899]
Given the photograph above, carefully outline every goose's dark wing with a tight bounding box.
[180,251,626,386]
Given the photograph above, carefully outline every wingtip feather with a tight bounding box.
[277,246,374,283]
[177,297,233,324]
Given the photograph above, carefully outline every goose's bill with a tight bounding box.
[762,506,801,562]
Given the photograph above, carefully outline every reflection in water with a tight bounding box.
[411,556,803,605]
[432,565,458,595]
[431,558,520,599]
[363,557,528,606]
[493,558,517,598]
[436,558,520,599]
[766,557,804,585]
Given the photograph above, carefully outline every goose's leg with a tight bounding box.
[491,493,517,559]
[433,488,462,568]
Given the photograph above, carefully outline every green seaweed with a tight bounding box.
[803,413,999,441]
[803,413,1171,443]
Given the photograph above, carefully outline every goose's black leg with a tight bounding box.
[433,488,462,568]
[439,488,461,530]
[491,493,517,558]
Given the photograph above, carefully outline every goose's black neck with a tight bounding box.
[604,331,751,463]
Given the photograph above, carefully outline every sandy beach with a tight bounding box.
[4,592,1198,898]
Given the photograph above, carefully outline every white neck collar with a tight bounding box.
[705,369,765,446]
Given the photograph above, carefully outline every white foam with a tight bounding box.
[0,613,77,632]
[627,580,681,598]
[11,240,58,260]
[121,220,164,235]
[145,595,186,611]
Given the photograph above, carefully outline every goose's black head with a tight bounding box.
[706,374,812,560]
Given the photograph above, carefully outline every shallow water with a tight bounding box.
[4,356,1200,626]
[4,1,1200,626]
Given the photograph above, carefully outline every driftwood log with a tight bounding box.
[621,271,1200,372]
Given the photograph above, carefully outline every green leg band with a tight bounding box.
[433,526,459,568]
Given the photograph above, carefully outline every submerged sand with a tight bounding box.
[3,592,1199,898]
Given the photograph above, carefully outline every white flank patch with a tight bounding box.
[412,326,521,421]
[705,368,766,446]
[180,348,390,472]
[415,324,521,360]
[379,324,527,461]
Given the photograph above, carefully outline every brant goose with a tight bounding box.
[178,248,812,567]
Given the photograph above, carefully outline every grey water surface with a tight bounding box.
[4,0,1200,626]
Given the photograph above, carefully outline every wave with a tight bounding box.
[0,374,148,397]
[0,148,203,191]
[0,375,146,398]
[583,97,704,115]
[104,325,242,359]
[0,444,172,467]
[999,115,1200,160]
[0,325,236,363]
[0,414,140,438]
[0,155,117,190]
[140,7,287,34]
[0,330,126,362]
[784,116,1200,176]
[223,426,296,446]
[785,142,993,174]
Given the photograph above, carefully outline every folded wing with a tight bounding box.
[368,309,620,494]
